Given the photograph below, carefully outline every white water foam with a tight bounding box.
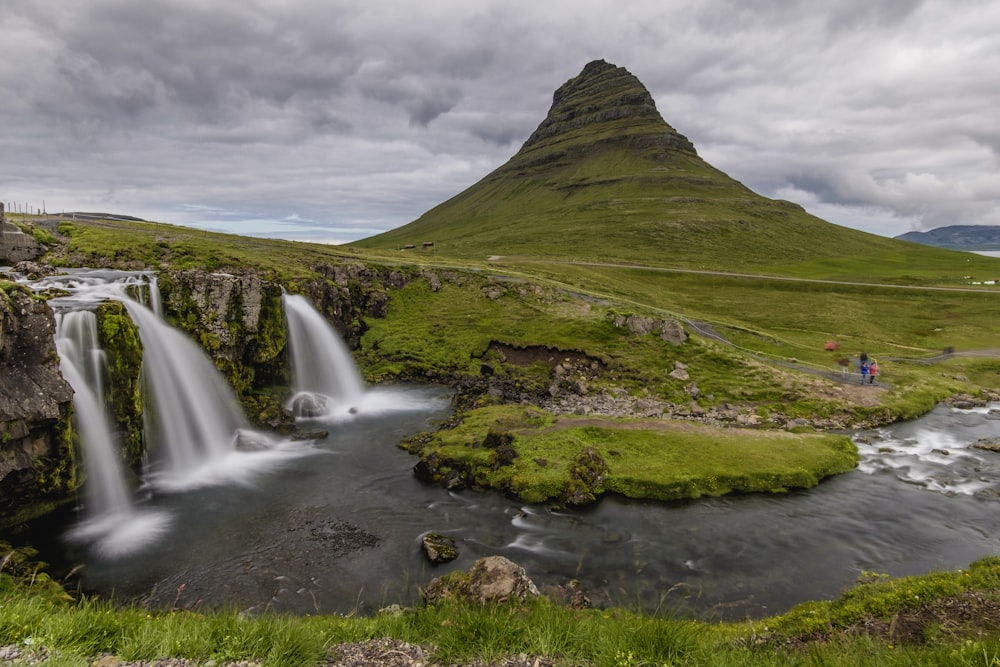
[854,403,1000,496]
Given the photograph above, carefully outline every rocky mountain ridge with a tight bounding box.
[896,225,1000,250]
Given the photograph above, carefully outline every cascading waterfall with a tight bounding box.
[122,299,303,491]
[33,269,316,557]
[55,309,171,558]
[283,293,367,418]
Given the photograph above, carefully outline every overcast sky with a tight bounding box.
[2,0,997,244]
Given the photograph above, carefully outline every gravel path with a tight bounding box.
[1,640,557,666]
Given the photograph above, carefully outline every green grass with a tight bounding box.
[48,217,369,284]
[402,405,858,504]
[4,557,1000,666]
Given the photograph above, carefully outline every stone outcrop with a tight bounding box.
[158,269,290,420]
[0,283,76,527]
[610,313,688,345]
[520,59,697,160]
[423,555,539,605]
[155,265,420,425]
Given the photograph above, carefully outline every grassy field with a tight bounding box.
[4,555,1000,666]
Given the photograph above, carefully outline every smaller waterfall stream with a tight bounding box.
[282,293,436,421]
[283,294,366,418]
[56,311,128,515]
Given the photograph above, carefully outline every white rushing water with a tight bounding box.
[283,293,367,419]
[282,292,434,422]
[854,402,1000,496]
[35,270,317,557]
[55,309,172,558]
[122,298,314,492]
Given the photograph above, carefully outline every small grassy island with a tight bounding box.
[4,60,1000,665]
[403,405,858,505]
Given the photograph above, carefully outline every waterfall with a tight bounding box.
[136,273,163,318]
[39,269,316,557]
[283,294,367,418]
[122,300,277,490]
[56,309,171,558]
[56,311,130,518]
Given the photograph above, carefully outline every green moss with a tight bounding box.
[31,227,57,246]
[19,409,81,525]
[95,301,144,466]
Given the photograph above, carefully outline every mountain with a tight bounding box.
[351,60,906,269]
[895,225,1000,251]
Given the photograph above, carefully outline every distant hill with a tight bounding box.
[63,212,147,222]
[895,225,1000,250]
[351,59,917,270]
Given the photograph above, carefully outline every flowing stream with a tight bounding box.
[12,269,1000,620]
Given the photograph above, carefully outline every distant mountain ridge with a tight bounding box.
[352,60,940,271]
[895,225,1000,250]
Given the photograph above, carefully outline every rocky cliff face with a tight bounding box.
[481,59,697,182]
[519,59,697,159]
[0,283,76,527]
[156,264,416,425]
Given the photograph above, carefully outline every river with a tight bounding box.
[58,388,1000,621]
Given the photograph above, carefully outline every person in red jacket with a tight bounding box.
[869,359,879,384]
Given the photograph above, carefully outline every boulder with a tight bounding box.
[972,438,1000,453]
[421,533,458,564]
[423,555,539,605]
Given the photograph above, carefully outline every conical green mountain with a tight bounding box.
[351,60,907,269]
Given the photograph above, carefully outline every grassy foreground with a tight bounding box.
[3,556,1000,666]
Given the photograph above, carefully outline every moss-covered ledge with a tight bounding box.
[402,405,859,507]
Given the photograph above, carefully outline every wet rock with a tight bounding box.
[423,555,540,605]
[289,429,329,441]
[12,260,57,280]
[421,533,458,564]
[972,438,1000,453]
[289,392,328,418]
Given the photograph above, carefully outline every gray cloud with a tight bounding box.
[1,0,998,240]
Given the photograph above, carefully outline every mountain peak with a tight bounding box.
[517,59,696,160]
[354,60,896,269]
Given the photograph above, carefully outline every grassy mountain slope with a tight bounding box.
[350,60,972,278]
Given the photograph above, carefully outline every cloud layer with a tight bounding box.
[2,0,997,241]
